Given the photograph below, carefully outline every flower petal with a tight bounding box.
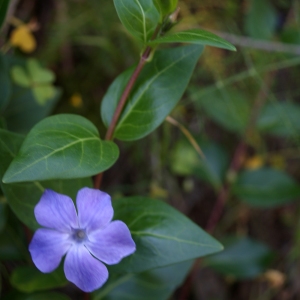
[29,228,71,273]
[35,189,78,231]
[86,220,136,265]
[64,244,108,292]
[76,187,113,233]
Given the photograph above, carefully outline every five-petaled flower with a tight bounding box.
[29,187,136,292]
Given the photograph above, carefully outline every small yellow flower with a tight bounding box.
[70,93,83,108]
[10,24,36,53]
[244,155,264,170]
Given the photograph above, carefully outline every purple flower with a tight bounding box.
[29,187,136,292]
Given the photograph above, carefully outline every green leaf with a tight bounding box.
[195,88,251,133]
[32,85,55,105]
[3,54,60,133]
[0,128,92,229]
[110,197,223,273]
[0,54,11,112]
[233,168,300,208]
[204,237,274,279]
[102,45,203,140]
[11,66,31,87]
[170,140,200,175]
[27,59,55,84]
[113,0,160,43]
[256,102,300,137]
[94,260,193,300]
[244,0,277,40]
[170,139,229,190]
[153,0,178,19]
[11,266,67,293]
[194,141,229,189]
[149,29,236,51]
[3,87,61,134]
[3,114,119,183]
[0,0,10,29]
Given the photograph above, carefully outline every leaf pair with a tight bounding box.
[113,0,236,51]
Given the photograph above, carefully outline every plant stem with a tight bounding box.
[206,141,246,232]
[104,46,152,141]
[94,26,161,189]
[93,47,151,190]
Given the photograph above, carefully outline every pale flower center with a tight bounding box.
[73,229,87,242]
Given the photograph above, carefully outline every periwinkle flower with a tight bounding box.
[29,187,136,292]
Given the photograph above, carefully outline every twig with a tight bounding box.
[211,29,300,55]
[166,116,205,159]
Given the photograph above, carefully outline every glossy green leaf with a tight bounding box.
[153,0,178,19]
[113,0,160,43]
[0,128,92,229]
[110,197,223,273]
[233,168,300,207]
[256,102,300,137]
[94,260,193,300]
[195,88,251,133]
[11,266,67,293]
[149,29,236,51]
[204,237,274,279]
[3,114,119,183]
[102,45,203,140]
[0,53,11,112]
[244,0,277,40]
[0,0,10,29]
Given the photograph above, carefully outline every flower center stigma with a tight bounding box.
[73,229,86,242]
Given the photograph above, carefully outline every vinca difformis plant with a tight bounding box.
[0,0,236,298]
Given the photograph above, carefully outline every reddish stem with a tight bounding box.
[93,47,152,190]
[206,141,247,233]
[105,47,152,141]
